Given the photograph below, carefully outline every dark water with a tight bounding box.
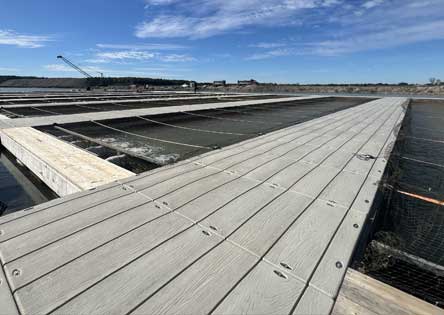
[0,148,57,215]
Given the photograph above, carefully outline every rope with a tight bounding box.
[136,116,252,136]
[213,108,284,123]
[0,108,24,118]
[401,156,444,168]
[405,136,444,144]
[92,121,213,150]
[30,106,61,115]
[182,110,282,125]
[74,104,105,110]
[397,190,444,206]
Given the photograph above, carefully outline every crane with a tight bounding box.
[57,55,103,78]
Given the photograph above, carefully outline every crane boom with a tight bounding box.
[57,55,93,78]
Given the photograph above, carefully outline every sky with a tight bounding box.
[0,0,443,84]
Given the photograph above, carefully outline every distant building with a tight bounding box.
[213,80,226,86]
[238,79,259,86]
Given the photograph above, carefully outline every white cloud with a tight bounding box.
[84,58,109,64]
[246,48,292,60]
[158,54,195,62]
[0,30,51,48]
[241,0,444,59]
[309,20,444,55]
[96,50,156,60]
[96,43,186,50]
[136,0,338,38]
[362,0,384,9]
[88,50,195,64]
[249,42,287,49]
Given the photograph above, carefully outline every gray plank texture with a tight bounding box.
[0,97,410,314]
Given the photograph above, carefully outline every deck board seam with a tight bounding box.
[125,104,380,206]
[123,103,380,198]
[113,98,379,183]
[0,98,361,226]
[6,100,392,312]
[196,100,400,312]
[0,98,407,314]
[305,110,406,307]
[202,102,398,286]
[0,101,382,257]
[121,100,398,313]
[292,103,407,312]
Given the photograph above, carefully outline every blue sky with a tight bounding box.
[0,0,443,83]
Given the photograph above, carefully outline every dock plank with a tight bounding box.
[0,266,18,315]
[177,177,258,222]
[228,191,313,256]
[200,184,283,238]
[0,183,131,242]
[4,201,168,290]
[13,213,193,314]
[0,127,134,196]
[0,97,412,314]
[0,192,150,263]
[131,242,258,315]
[319,171,367,208]
[332,269,444,315]
[293,286,334,315]
[264,199,347,281]
[156,171,239,210]
[52,226,221,315]
[309,210,368,298]
[213,261,304,315]
[137,167,220,199]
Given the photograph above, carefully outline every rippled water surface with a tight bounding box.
[0,148,56,215]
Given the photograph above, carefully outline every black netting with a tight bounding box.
[39,97,370,173]
[3,96,372,118]
[355,99,444,308]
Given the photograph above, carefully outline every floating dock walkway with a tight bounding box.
[0,96,427,314]
[0,127,134,196]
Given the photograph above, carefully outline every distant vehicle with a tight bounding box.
[213,80,226,86]
[238,79,259,86]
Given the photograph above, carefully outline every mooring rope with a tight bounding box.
[136,116,252,136]
[405,135,444,144]
[182,110,282,125]
[397,190,444,206]
[30,106,61,116]
[92,121,213,150]
[401,156,444,168]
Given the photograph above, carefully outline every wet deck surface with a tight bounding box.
[0,97,407,314]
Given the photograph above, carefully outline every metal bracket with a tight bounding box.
[356,153,376,161]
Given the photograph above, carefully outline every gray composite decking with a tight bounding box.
[0,97,407,314]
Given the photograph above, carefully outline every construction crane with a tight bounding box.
[57,55,103,78]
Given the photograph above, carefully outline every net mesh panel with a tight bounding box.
[2,95,287,117]
[355,99,444,308]
[2,96,372,118]
[38,97,370,173]
[1,93,233,105]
